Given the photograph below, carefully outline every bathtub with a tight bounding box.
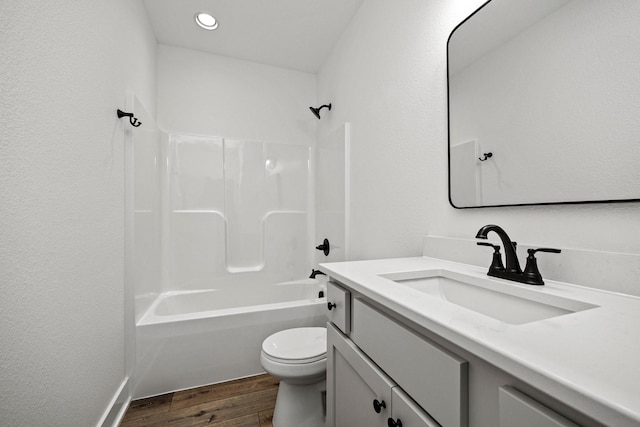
[133,279,327,399]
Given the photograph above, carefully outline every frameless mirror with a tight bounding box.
[447,0,640,208]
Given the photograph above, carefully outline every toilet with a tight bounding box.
[260,327,327,427]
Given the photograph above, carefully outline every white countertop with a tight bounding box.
[320,256,640,427]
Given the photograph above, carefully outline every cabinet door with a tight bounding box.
[327,323,395,427]
[389,387,441,427]
[499,386,579,427]
[351,298,468,427]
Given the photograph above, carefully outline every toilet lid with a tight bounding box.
[262,327,327,364]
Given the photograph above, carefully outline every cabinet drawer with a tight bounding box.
[499,386,579,427]
[390,387,440,427]
[327,281,350,334]
[351,298,468,427]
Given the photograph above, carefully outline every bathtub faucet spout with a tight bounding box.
[309,269,326,279]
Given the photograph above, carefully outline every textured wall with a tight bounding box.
[317,0,640,265]
[157,44,317,144]
[0,0,156,425]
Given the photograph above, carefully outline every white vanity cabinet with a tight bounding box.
[390,387,442,427]
[325,281,466,427]
[326,281,350,334]
[324,278,603,427]
[327,324,440,427]
[351,298,468,427]
[327,324,394,427]
[498,386,579,427]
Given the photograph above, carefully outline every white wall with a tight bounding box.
[0,0,156,425]
[317,0,640,265]
[158,44,317,143]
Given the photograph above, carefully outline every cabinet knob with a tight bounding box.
[387,418,402,427]
[327,302,337,311]
[373,399,386,413]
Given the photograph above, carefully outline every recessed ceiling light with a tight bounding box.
[195,12,219,30]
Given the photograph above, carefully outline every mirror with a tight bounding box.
[448,0,640,208]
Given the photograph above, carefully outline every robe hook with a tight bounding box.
[479,152,493,161]
[117,109,142,127]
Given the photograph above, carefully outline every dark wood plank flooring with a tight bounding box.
[120,374,279,427]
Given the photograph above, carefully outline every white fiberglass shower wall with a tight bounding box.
[155,44,320,293]
[164,134,313,292]
[129,45,325,396]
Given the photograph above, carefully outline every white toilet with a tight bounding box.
[260,327,327,427]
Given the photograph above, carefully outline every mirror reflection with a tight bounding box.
[448,0,640,207]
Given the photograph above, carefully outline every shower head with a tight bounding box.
[309,103,332,119]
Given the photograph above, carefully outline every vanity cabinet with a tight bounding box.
[324,278,599,427]
[326,281,350,334]
[390,387,442,427]
[498,386,579,427]
[325,282,467,427]
[351,298,468,427]
[327,323,439,427]
[327,323,393,427]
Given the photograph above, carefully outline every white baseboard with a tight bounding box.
[97,377,131,427]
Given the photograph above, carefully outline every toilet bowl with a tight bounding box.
[260,327,327,427]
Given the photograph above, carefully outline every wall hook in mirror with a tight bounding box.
[479,152,493,161]
[117,109,142,127]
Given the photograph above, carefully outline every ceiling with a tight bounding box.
[142,0,364,74]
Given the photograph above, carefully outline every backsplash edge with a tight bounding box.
[423,235,640,298]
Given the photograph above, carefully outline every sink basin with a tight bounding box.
[380,269,597,325]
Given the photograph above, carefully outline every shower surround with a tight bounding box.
[164,133,314,291]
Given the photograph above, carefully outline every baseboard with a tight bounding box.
[97,377,131,427]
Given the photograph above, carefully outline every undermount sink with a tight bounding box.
[380,269,597,325]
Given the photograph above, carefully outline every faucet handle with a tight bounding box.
[528,248,561,255]
[523,247,561,285]
[477,241,498,248]
[477,242,505,273]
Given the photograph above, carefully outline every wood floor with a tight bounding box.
[120,374,279,427]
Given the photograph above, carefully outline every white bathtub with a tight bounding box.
[133,279,327,399]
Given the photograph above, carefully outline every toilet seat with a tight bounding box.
[262,327,327,364]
